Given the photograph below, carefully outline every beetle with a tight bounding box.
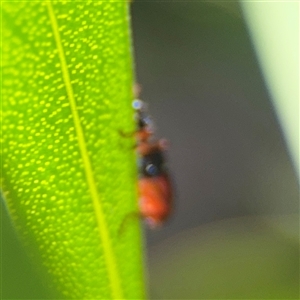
[133,87,172,228]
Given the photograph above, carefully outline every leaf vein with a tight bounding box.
[46,2,123,299]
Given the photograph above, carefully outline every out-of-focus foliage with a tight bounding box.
[241,2,299,180]
[149,216,299,299]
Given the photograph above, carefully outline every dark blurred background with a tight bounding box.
[131,1,298,241]
[131,2,299,298]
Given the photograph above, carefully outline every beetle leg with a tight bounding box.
[118,129,135,138]
[158,138,169,150]
[133,83,142,98]
[118,211,141,236]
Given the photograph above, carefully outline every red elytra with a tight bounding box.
[138,174,172,228]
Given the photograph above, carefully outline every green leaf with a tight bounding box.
[240,2,299,180]
[1,1,145,299]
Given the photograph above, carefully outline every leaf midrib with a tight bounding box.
[46,2,123,298]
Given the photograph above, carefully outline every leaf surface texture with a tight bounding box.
[1,2,144,299]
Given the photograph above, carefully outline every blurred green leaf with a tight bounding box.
[149,216,299,299]
[1,2,145,299]
[240,2,299,180]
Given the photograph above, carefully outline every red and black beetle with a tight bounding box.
[133,87,172,228]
